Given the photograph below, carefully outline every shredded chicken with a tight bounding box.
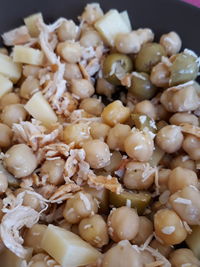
[180,123,200,138]
[49,183,81,203]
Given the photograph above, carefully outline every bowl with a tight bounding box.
[0,0,200,54]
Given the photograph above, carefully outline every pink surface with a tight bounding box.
[183,0,200,7]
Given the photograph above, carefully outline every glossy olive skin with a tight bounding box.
[170,52,199,86]
[103,53,133,85]
[135,43,166,73]
[129,72,157,100]
[131,113,157,133]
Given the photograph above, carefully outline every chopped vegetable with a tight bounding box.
[24,12,43,37]
[13,46,44,66]
[0,53,21,83]
[186,226,200,259]
[0,74,13,98]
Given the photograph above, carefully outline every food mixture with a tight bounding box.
[0,3,199,267]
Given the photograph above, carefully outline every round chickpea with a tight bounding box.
[168,167,198,193]
[96,78,115,98]
[57,20,79,41]
[70,79,94,99]
[107,124,131,151]
[80,30,102,47]
[101,100,130,127]
[123,162,154,190]
[0,173,8,194]
[3,144,37,178]
[102,240,142,267]
[160,31,182,56]
[169,112,199,126]
[57,41,82,63]
[124,129,154,162]
[150,62,170,87]
[169,248,200,267]
[1,104,27,127]
[82,139,111,169]
[107,206,139,242]
[158,168,171,193]
[0,92,20,110]
[64,63,82,80]
[170,154,196,171]
[134,100,156,120]
[154,209,187,245]
[90,122,110,141]
[81,3,103,25]
[0,123,13,148]
[40,159,65,185]
[183,134,200,160]
[132,216,153,245]
[156,125,183,153]
[79,214,109,248]
[20,76,40,99]
[79,98,104,116]
[63,191,98,224]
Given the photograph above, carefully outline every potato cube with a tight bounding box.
[24,13,43,37]
[41,224,101,267]
[120,11,132,31]
[13,46,44,66]
[0,74,13,98]
[95,9,131,46]
[24,91,57,126]
[0,54,21,83]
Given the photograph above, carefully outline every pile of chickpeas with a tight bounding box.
[0,3,200,267]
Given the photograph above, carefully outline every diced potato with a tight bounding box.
[109,190,151,215]
[24,91,57,126]
[13,46,44,66]
[149,145,165,167]
[186,226,200,259]
[41,224,101,267]
[0,74,13,98]
[24,13,43,37]
[0,54,21,83]
[120,10,132,31]
[95,9,131,46]
[0,247,32,267]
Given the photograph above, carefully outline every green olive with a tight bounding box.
[129,72,157,100]
[170,52,199,86]
[103,53,133,85]
[131,113,157,133]
[135,43,166,73]
[109,190,151,215]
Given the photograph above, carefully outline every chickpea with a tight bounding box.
[107,124,131,151]
[70,79,94,99]
[160,85,200,112]
[57,41,82,63]
[169,112,199,126]
[155,104,171,121]
[158,168,171,193]
[81,3,103,24]
[107,207,139,242]
[156,125,183,153]
[150,239,173,257]
[160,31,182,56]
[79,214,109,248]
[150,62,170,87]
[15,188,41,211]
[63,122,91,147]
[80,30,102,47]
[123,162,154,190]
[79,98,104,116]
[169,248,200,267]
[124,129,154,162]
[24,224,47,252]
[115,32,141,54]
[134,100,156,120]
[1,104,27,127]
[170,154,196,171]
[132,216,153,245]
[82,139,111,169]
[23,65,41,78]
[101,100,130,127]
[64,63,82,80]
[4,144,37,178]
[59,220,72,231]
[90,122,110,141]
[63,191,98,224]
[20,76,40,99]
[0,92,20,110]
[154,209,187,245]
[0,172,8,194]
[102,241,142,267]
[168,167,198,193]
[183,134,200,160]
[0,123,13,148]
[96,78,115,98]
[57,20,78,41]
[40,159,65,185]
[169,186,200,225]
[141,251,155,266]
